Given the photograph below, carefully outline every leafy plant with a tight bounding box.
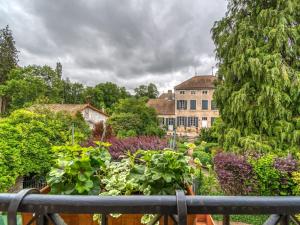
[214,152,257,195]
[0,109,90,192]
[47,142,111,195]
[135,150,198,195]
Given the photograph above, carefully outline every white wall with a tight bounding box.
[81,108,108,129]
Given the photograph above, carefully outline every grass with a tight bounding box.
[213,215,269,225]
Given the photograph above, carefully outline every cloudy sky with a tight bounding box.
[0,0,227,92]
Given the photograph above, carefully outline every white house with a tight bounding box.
[32,104,108,129]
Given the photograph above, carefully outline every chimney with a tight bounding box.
[167,90,172,100]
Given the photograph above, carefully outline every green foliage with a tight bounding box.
[0,65,64,112]
[0,25,18,84]
[47,143,111,195]
[196,166,222,195]
[116,129,137,139]
[108,98,164,137]
[84,82,130,113]
[292,171,300,195]
[212,0,300,153]
[197,128,218,143]
[135,150,198,195]
[0,109,90,192]
[101,149,199,196]
[134,83,159,99]
[249,155,280,195]
[249,154,296,196]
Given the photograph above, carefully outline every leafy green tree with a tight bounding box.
[108,97,164,137]
[212,0,300,153]
[0,65,64,112]
[0,109,90,192]
[62,78,85,104]
[134,83,159,99]
[83,82,130,112]
[0,25,18,113]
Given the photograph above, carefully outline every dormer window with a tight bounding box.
[180,91,185,94]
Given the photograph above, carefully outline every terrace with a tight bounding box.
[1,189,300,225]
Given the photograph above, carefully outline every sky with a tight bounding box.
[0,0,227,92]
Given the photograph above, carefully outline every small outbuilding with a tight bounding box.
[32,104,108,129]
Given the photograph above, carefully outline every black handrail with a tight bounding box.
[1,189,300,225]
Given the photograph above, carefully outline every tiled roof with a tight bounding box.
[147,99,175,115]
[29,104,108,117]
[175,75,217,90]
[158,93,175,100]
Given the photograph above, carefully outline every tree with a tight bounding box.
[83,82,130,112]
[0,109,90,192]
[212,0,300,153]
[0,25,18,113]
[108,97,165,137]
[0,65,64,112]
[134,83,159,98]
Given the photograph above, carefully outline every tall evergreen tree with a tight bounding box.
[0,25,19,113]
[212,0,300,153]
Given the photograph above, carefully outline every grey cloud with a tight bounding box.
[0,0,227,91]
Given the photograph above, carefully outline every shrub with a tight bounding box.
[214,152,257,195]
[250,154,298,196]
[0,109,90,192]
[197,128,218,143]
[292,171,300,195]
[47,143,111,195]
[193,150,212,167]
[214,152,299,196]
[107,136,168,159]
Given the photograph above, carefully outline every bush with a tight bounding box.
[193,150,212,167]
[214,152,299,196]
[107,136,168,160]
[197,128,218,143]
[108,98,164,137]
[47,143,111,195]
[249,154,298,196]
[0,109,90,192]
[214,152,257,195]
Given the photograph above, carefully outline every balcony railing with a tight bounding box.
[1,189,300,225]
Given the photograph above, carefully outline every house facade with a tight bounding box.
[148,75,219,136]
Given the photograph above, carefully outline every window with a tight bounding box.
[180,91,185,94]
[166,118,175,125]
[190,100,196,110]
[202,100,208,110]
[191,91,196,94]
[211,100,218,110]
[202,117,207,120]
[188,117,198,127]
[211,117,216,126]
[202,90,208,94]
[177,117,187,126]
[177,100,187,110]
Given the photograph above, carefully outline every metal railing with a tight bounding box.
[1,189,300,225]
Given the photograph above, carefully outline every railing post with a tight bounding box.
[176,190,187,225]
[280,215,289,225]
[223,215,230,225]
[164,215,168,225]
[101,214,107,225]
[7,188,40,225]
